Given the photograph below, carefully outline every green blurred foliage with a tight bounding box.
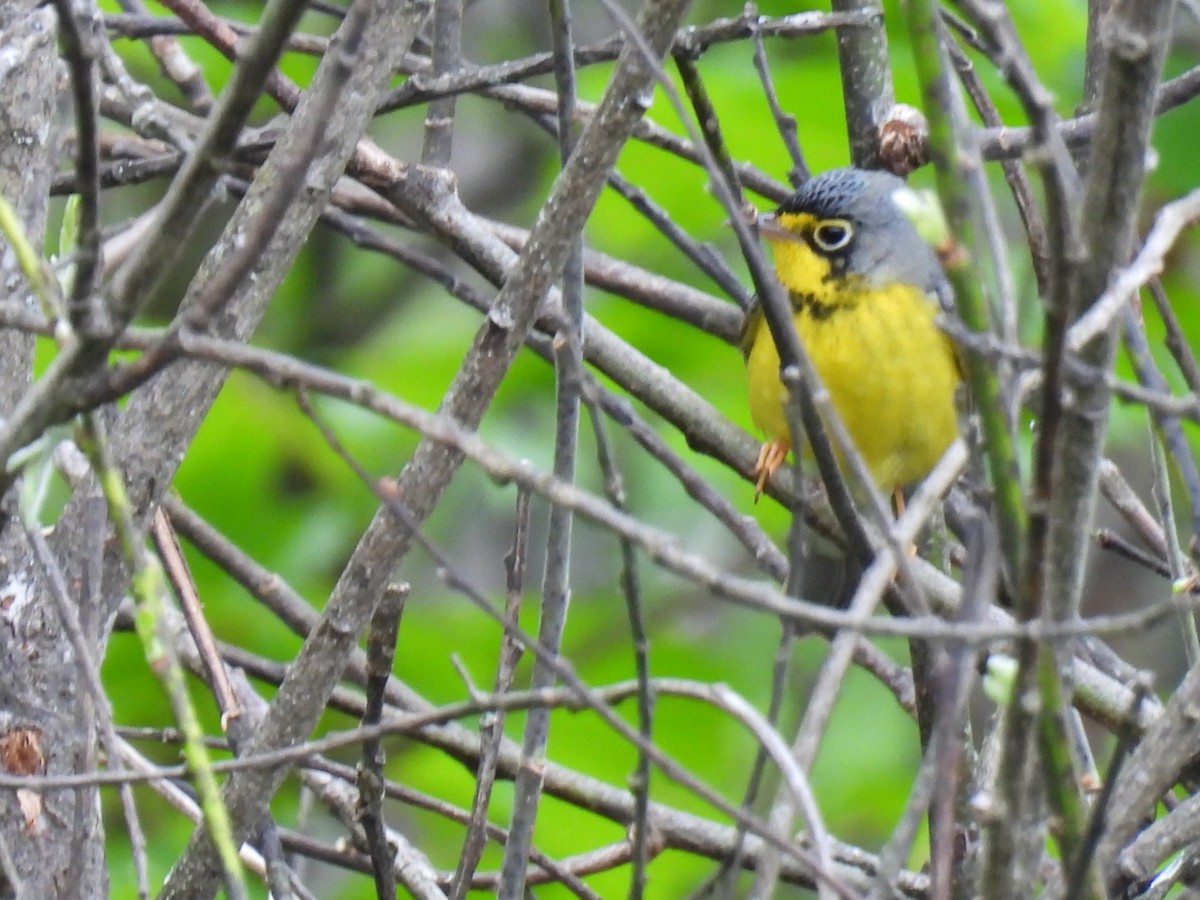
[85,0,1200,896]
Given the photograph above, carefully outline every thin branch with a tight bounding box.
[53,0,104,334]
[358,584,407,900]
[419,0,462,165]
[830,0,892,167]
[500,0,588,885]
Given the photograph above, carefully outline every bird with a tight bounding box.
[742,166,961,501]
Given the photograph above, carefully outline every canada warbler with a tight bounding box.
[742,167,961,498]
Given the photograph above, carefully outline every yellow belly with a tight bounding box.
[745,284,960,489]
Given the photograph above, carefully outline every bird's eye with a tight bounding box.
[812,219,853,252]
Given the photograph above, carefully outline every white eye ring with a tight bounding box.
[812,219,854,252]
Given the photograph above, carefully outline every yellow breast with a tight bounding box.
[744,280,960,489]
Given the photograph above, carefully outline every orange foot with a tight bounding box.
[891,487,919,557]
[753,439,790,502]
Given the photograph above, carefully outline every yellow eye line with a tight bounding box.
[757,211,854,254]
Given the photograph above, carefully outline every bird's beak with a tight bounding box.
[754,211,797,242]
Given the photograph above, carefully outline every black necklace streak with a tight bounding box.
[790,291,852,321]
